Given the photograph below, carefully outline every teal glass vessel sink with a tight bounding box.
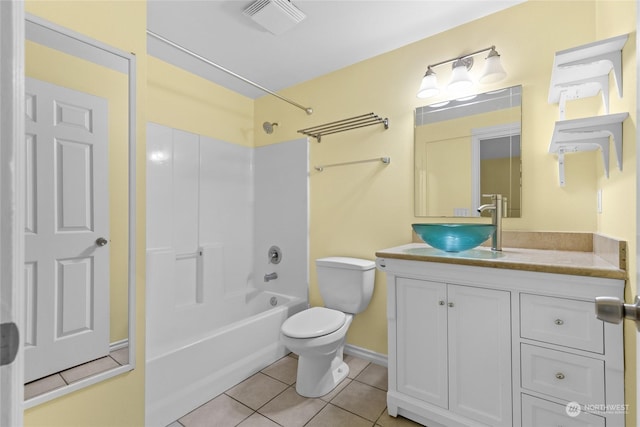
[412,223,496,252]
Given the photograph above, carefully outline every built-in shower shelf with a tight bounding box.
[548,33,628,118]
[297,112,389,142]
[548,112,628,186]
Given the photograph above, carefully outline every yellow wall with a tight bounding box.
[24,1,146,426]
[421,135,472,216]
[147,56,254,145]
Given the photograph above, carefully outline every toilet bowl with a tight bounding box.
[280,257,375,397]
[281,307,353,397]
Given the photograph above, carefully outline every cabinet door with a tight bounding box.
[448,284,512,427]
[396,277,448,408]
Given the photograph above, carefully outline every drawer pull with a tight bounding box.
[554,319,564,326]
[555,372,565,380]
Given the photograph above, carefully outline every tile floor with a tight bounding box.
[24,347,129,400]
[168,354,422,427]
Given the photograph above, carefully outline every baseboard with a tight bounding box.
[110,339,128,352]
[344,344,388,367]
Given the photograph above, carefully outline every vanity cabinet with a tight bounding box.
[396,277,512,426]
[377,254,625,427]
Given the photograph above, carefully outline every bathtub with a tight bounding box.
[145,291,306,427]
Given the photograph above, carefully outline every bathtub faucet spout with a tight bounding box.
[264,272,278,282]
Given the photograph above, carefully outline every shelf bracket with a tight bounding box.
[558,125,620,174]
[548,112,628,185]
[557,74,609,120]
[557,151,566,187]
[558,50,623,98]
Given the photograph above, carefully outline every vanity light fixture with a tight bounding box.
[417,46,507,99]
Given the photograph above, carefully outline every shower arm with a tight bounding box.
[147,30,313,115]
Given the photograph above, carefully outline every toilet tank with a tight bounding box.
[316,257,376,314]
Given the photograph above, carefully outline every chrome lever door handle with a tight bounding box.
[595,296,640,330]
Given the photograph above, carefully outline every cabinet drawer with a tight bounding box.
[522,394,605,427]
[520,294,603,353]
[521,344,604,404]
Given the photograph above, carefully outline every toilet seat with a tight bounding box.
[282,307,346,338]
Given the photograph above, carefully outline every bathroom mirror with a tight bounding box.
[414,85,522,217]
[23,14,136,407]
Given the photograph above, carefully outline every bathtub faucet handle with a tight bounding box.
[268,246,282,264]
[264,272,278,282]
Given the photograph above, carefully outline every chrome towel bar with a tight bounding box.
[298,112,389,142]
[314,157,390,172]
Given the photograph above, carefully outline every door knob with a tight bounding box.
[595,296,640,330]
[96,237,108,247]
[0,322,19,366]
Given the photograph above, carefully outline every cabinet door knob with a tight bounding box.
[448,302,454,308]
[554,319,564,326]
[555,372,565,380]
[438,300,445,306]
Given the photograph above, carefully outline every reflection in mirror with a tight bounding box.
[23,15,135,407]
[415,85,521,217]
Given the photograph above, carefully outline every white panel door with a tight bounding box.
[1,1,24,424]
[24,78,109,383]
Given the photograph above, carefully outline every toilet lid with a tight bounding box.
[282,307,346,338]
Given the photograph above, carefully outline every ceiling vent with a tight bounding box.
[243,0,306,35]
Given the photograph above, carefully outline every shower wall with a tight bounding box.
[146,122,308,358]
[253,140,309,299]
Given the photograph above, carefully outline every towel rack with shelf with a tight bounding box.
[298,112,389,142]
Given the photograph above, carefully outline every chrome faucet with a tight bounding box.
[264,272,278,282]
[477,193,503,251]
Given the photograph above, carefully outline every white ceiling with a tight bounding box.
[147,0,524,99]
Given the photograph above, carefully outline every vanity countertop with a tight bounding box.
[375,242,627,280]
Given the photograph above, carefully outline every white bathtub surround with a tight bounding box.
[254,140,309,300]
[145,123,308,426]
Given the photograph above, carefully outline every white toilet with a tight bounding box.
[280,257,376,397]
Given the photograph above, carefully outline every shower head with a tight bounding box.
[263,122,278,134]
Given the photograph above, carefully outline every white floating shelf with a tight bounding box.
[548,34,628,118]
[548,112,628,186]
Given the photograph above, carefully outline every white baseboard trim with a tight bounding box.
[110,339,128,352]
[344,344,388,367]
